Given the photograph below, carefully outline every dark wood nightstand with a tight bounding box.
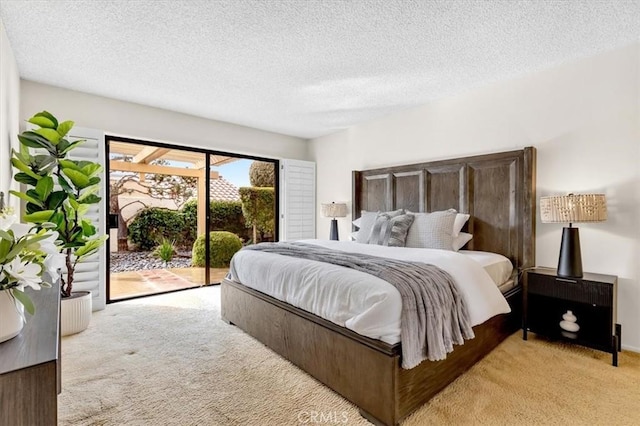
[523,267,622,366]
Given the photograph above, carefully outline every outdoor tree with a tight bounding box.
[249,161,275,187]
[241,161,276,244]
[239,187,275,244]
[109,157,197,251]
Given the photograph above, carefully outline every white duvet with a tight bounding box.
[227,240,511,345]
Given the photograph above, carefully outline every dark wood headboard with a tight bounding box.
[352,147,536,272]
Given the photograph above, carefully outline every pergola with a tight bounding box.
[109,141,238,236]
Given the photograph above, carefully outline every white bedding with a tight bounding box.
[227,240,511,345]
[459,250,514,286]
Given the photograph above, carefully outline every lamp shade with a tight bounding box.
[540,194,607,224]
[321,202,348,218]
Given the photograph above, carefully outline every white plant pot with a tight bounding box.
[0,288,24,343]
[61,291,92,336]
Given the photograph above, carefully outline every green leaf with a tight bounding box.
[87,177,100,186]
[77,185,99,201]
[63,241,85,248]
[59,159,81,171]
[12,149,33,166]
[57,174,73,193]
[34,111,58,128]
[60,139,85,155]
[68,229,83,243]
[11,288,35,316]
[26,189,42,201]
[81,219,96,236]
[56,138,70,153]
[34,128,61,144]
[68,197,80,210]
[25,202,42,214]
[0,229,12,241]
[75,235,108,259]
[35,176,54,200]
[9,190,44,207]
[62,168,90,189]
[0,237,11,262]
[76,161,94,170]
[78,194,101,205]
[11,157,41,180]
[23,210,55,223]
[76,204,89,217]
[50,212,65,230]
[81,163,102,177]
[33,155,56,174]
[28,115,55,129]
[46,191,67,210]
[14,172,38,186]
[18,132,54,152]
[57,120,74,137]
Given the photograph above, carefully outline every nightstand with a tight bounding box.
[523,267,621,366]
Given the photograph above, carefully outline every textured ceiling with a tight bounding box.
[1,0,639,139]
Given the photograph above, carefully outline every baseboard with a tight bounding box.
[621,344,639,353]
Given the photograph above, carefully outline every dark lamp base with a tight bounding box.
[329,219,339,241]
[557,227,583,278]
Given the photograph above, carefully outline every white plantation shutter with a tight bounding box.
[65,127,107,311]
[279,159,316,241]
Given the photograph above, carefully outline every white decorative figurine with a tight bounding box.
[560,310,580,332]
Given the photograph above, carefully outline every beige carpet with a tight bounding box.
[60,287,640,425]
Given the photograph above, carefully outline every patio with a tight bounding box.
[110,267,229,301]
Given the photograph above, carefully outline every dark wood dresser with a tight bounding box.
[0,282,60,425]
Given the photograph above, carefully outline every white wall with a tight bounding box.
[20,80,308,161]
[310,43,640,351]
[0,19,20,211]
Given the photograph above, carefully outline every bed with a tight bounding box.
[221,147,536,425]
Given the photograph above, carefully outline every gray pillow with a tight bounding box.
[355,209,403,243]
[368,213,415,247]
[405,209,457,250]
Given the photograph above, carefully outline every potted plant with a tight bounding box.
[0,199,63,343]
[11,111,108,336]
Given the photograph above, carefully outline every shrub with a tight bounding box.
[249,161,275,187]
[128,207,185,251]
[181,199,248,246]
[153,238,176,263]
[210,200,247,238]
[181,199,198,246]
[191,231,243,267]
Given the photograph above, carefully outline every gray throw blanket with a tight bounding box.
[243,242,474,369]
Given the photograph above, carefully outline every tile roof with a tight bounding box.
[211,176,240,201]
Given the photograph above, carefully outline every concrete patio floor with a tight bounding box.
[110,267,229,301]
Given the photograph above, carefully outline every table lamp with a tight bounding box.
[540,193,607,278]
[321,202,348,240]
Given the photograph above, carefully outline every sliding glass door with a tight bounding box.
[106,137,279,302]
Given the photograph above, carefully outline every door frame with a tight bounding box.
[105,135,280,303]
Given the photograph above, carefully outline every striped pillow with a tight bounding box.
[405,209,457,250]
[355,209,404,244]
[368,213,415,247]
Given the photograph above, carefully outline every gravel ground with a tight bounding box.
[110,251,193,273]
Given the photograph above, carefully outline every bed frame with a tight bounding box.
[221,147,536,425]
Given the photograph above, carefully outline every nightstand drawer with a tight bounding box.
[528,273,612,307]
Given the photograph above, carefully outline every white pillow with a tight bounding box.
[405,210,457,250]
[452,232,473,251]
[453,213,470,237]
[352,217,362,229]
